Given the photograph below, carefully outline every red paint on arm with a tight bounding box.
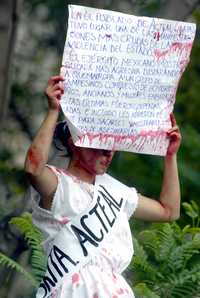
[154,42,192,60]
[27,148,41,171]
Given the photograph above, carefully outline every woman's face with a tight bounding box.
[72,146,115,176]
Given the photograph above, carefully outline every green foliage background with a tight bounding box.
[0,0,199,297]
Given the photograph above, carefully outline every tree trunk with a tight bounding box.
[0,0,21,124]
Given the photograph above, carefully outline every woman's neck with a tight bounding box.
[67,160,96,184]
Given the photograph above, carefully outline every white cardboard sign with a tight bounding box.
[60,5,196,155]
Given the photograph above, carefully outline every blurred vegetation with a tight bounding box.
[129,201,200,298]
[0,0,199,297]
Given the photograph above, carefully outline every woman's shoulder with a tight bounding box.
[46,165,75,182]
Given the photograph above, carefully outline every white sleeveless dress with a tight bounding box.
[31,166,138,298]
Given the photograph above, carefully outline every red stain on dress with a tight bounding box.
[125,289,129,293]
[112,272,117,283]
[72,273,80,286]
[50,290,57,298]
[58,217,70,224]
[116,288,124,294]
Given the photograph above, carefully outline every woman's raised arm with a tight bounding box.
[24,76,64,209]
[134,113,182,222]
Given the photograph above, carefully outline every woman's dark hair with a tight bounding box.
[53,121,72,156]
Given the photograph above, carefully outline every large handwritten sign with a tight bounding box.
[60,5,196,155]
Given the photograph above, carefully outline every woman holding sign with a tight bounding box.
[25,76,181,298]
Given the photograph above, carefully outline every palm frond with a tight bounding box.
[167,236,200,271]
[10,212,47,282]
[153,223,176,262]
[133,282,161,298]
[0,252,37,287]
[130,214,200,298]
[10,212,43,248]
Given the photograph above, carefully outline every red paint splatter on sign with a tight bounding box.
[154,42,192,60]
[78,130,166,148]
